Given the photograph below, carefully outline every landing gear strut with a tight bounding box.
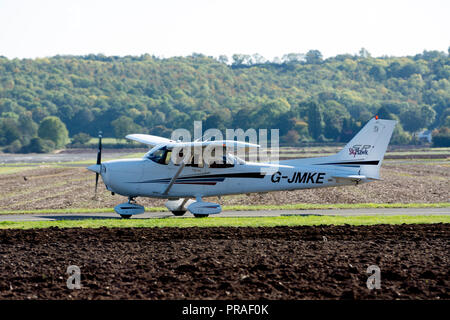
[119,196,137,219]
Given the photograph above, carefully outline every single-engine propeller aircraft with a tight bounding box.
[87,116,396,218]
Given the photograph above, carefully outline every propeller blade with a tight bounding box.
[96,131,102,165]
[94,131,102,196]
[95,172,99,194]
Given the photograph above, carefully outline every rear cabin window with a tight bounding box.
[209,155,234,168]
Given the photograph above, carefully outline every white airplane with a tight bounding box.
[87,116,396,218]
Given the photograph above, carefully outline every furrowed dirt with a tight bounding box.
[0,224,448,300]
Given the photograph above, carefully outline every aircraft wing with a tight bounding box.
[126,134,260,149]
[126,134,174,146]
[166,140,260,149]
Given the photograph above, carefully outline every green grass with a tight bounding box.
[0,207,165,215]
[0,202,448,215]
[0,166,35,175]
[86,137,122,144]
[0,215,448,229]
[222,202,450,211]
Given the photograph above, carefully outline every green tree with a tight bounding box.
[442,115,450,128]
[400,105,436,133]
[376,106,396,120]
[204,109,231,132]
[22,137,55,153]
[306,101,322,139]
[369,65,386,81]
[111,116,141,140]
[282,53,305,64]
[322,101,350,140]
[432,127,450,147]
[359,48,371,58]
[0,118,21,145]
[18,113,38,145]
[281,130,300,145]
[71,132,91,145]
[218,55,228,64]
[3,139,22,153]
[391,124,412,145]
[0,52,448,146]
[37,116,69,148]
[305,50,323,64]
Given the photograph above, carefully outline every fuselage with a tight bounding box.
[99,156,364,199]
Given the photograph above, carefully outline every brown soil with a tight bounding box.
[0,224,448,300]
[0,162,448,211]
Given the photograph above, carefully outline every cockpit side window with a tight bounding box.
[147,147,170,165]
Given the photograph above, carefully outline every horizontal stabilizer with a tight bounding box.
[332,174,380,183]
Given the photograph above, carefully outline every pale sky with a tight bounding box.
[0,0,448,60]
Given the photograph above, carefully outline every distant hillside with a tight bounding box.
[0,50,449,152]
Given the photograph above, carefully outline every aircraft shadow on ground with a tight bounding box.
[37,215,120,221]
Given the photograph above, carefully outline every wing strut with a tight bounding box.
[162,154,193,195]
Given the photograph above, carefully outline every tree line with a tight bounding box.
[0,48,449,153]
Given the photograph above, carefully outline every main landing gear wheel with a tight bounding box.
[172,211,186,216]
[193,214,209,218]
[120,215,132,219]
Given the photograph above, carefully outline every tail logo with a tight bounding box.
[349,145,371,157]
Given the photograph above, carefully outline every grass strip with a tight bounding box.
[0,215,448,229]
[0,202,449,215]
[223,202,450,211]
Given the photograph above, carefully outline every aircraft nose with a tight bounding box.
[87,164,101,173]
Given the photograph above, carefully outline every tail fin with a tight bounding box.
[328,117,397,179]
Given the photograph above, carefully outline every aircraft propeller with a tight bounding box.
[95,131,102,195]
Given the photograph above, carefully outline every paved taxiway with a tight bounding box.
[0,207,448,221]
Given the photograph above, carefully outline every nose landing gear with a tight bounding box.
[114,196,145,219]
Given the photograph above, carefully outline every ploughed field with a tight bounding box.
[0,160,448,211]
[0,224,448,299]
